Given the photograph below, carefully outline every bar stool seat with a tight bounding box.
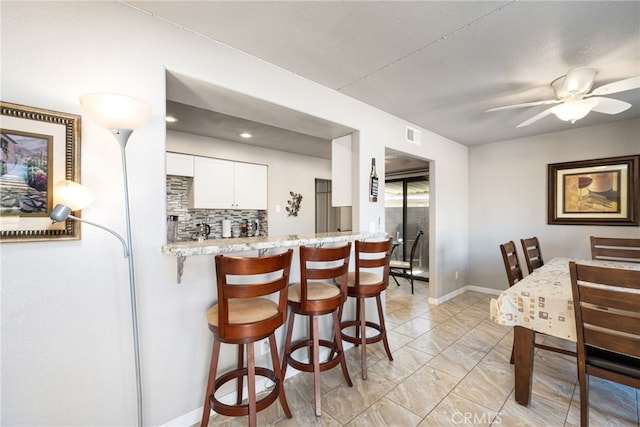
[201,250,294,427]
[340,238,394,379]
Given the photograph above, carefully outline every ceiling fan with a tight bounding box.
[487,67,640,127]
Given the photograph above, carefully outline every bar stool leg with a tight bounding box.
[247,342,257,427]
[312,315,322,417]
[359,297,368,379]
[332,310,353,387]
[268,334,292,418]
[281,311,295,378]
[236,344,244,405]
[376,294,393,361]
[201,340,221,427]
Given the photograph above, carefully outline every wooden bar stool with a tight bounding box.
[200,250,294,427]
[281,243,352,417]
[339,238,394,380]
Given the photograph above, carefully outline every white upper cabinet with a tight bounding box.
[189,156,267,210]
[166,152,194,177]
[234,161,267,210]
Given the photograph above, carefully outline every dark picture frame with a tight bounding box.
[0,101,81,242]
[547,155,639,226]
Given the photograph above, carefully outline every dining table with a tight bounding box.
[490,256,640,406]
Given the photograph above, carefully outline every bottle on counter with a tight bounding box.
[167,215,179,243]
[241,220,248,237]
[369,157,378,202]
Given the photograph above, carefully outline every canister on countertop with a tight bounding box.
[222,219,231,238]
[167,215,179,243]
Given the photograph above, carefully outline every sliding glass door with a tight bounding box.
[384,177,429,280]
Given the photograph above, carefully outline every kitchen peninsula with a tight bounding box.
[162,230,386,283]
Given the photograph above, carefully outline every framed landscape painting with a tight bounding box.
[547,155,639,226]
[0,101,81,242]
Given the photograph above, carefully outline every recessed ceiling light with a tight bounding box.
[240,132,252,138]
[165,116,178,123]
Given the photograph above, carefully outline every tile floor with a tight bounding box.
[203,278,640,426]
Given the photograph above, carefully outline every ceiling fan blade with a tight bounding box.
[589,97,632,114]
[589,76,640,96]
[486,99,560,112]
[562,67,596,95]
[516,106,555,127]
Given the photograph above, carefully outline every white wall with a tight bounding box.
[468,118,640,291]
[1,2,469,426]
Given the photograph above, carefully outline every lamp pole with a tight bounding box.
[112,128,143,427]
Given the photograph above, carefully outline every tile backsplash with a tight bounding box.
[166,175,268,241]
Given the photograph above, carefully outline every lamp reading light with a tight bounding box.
[61,93,152,427]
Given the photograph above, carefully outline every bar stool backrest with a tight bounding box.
[299,243,351,312]
[214,249,293,341]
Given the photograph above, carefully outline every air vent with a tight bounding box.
[406,126,421,145]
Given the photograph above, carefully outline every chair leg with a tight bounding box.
[376,294,393,362]
[359,296,368,379]
[391,271,401,287]
[236,344,244,405]
[410,269,414,294]
[201,339,221,427]
[247,342,257,427]
[579,370,589,427]
[355,298,361,347]
[269,334,292,418]
[332,310,353,388]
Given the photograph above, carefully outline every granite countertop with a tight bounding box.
[162,230,386,257]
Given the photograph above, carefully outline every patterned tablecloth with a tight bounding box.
[490,257,640,342]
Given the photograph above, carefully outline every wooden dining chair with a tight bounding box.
[340,238,394,380]
[520,236,544,274]
[499,241,575,364]
[590,236,640,263]
[569,261,640,427]
[499,241,523,287]
[390,230,424,294]
[200,250,294,427]
[281,243,352,417]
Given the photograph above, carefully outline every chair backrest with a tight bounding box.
[408,230,424,265]
[520,237,544,274]
[299,243,352,311]
[590,236,640,263]
[499,241,523,286]
[214,249,293,340]
[353,238,393,290]
[569,261,640,361]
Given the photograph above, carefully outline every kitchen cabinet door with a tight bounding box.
[166,152,194,177]
[189,156,234,209]
[234,162,267,210]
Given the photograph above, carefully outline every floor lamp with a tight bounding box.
[50,93,152,427]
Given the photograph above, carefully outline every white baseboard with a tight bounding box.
[427,284,502,305]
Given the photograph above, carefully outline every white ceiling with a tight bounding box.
[132,1,640,149]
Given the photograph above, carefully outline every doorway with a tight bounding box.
[384,154,429,281]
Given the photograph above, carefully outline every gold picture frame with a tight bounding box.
[547,155,639,226]
[0,101,81,242]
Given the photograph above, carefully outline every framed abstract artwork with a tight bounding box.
[547,155,639,226]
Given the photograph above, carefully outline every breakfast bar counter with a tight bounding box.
[162,231,385,283]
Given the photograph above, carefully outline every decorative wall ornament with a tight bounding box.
[286,191,302,217]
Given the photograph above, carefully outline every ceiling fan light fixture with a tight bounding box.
[551,100,598,123]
